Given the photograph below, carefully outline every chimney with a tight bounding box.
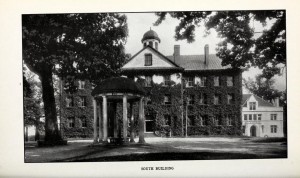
[204,44,209,65]
[174,45,180,64]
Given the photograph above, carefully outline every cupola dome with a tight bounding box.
[141,28,160,50]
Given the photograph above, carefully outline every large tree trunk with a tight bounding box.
[40,69,62,143]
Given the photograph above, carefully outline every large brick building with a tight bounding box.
[61,29,243,138]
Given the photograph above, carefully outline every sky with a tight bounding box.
[123,12,286,92]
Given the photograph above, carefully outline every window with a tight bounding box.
[149,41,153,48]
[145,76,152,87]
[214,116,221,126]
[199,115,204,126]
[200,77,207,87]
[271,125,277,133]
[227,76,233,86]
[78,96,87,107]
[66,96,74,107]
[258,114,262,120]
[214,76,220,86]
[200,115,208,126]
[214,94,221,105]
[261,125,264,133]
[249,114,252,120]
[253,114,257,120]
[144,54,152,66]
[145,114,155,132]
[163,75,171,86]
[143,43,147,47]
[227,115,233,126]
[68,117,75,128]
[186,77,194,87]
[188,115,196,126]
[155,42,158,49]
[164,94,171,105]
[80,117,87,128]
[249,102,256,110]
[244,114,248,120]
[271,114,277,120]
[227,94,234,104]
[242,126,246,134]
[78,80,85,89]
[199,93,208,105]
[187,94,195,105]
[164,115,171,126]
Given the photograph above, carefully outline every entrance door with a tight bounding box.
[250,125,257,137]
[145,114,154,132]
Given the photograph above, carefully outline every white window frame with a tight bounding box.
[186,77,194,87]
[227,115,232,126]
[244,114,248,120]
[78,80,86,89]
[81,117,87,128]
[227,76,233,86]
[214,76,220,86]
[163,75,171,86]
[249,102,256,110]
[145,76,152,87]
[227,94,234,104]
[79,96,86,107]
[258,114,262,120]
[214,94,220,105]
[68,117,75,128]
[271,125,277,133]
[66,96,73,107]
[200,76,207,87]
[271,114,277,120]
[199,93,207,105]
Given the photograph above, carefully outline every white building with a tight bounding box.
[242,94,284,137]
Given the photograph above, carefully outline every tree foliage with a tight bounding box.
[154,11,286,79]
[243,74,285,105]
[22,13,128,143]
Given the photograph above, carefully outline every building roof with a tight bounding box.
[242,94,275,107]
[141,29,161,43]
[91,77,146,96]
[121,45,183,74]
[166,54,230,71]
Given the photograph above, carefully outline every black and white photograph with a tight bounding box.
[22,11,287,162]
[1,0,300,177]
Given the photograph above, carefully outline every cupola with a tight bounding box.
[141,28,161,50]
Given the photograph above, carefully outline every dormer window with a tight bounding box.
[249,102,256,110]
[145,54,152,66]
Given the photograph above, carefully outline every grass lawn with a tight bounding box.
[24,137,287,162]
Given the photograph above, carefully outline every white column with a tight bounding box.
[123,95,128,142]
[93,98,98,143]
[138,97,145,143]
[98,102,102,142]
[102,95,108,142]
[130,102,135,142]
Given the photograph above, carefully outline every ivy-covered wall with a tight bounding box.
[127,69,243,136]
[61,68,242,138]
[60,80,94,138]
